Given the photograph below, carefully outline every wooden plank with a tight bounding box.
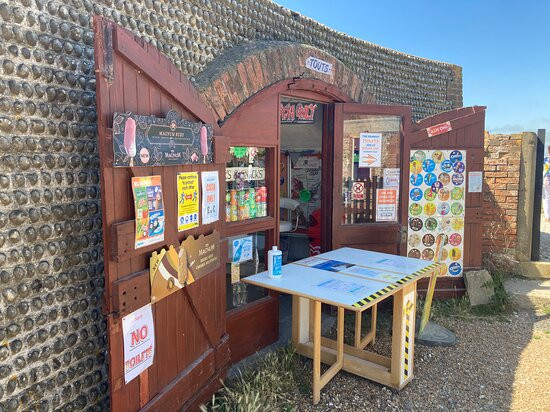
[320,337,391,367]
[312,300,321,405]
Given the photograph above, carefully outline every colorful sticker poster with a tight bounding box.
[122,304,155,384]
[132,175,165,248]
[359,133,382,168]
[407,149,466,277]
[468,171,483,193]
[177,172,199,231]
[376,189,398,222]
[201,171,219,224]
[383,168,400,188]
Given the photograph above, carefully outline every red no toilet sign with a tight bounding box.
[122,304,155,383]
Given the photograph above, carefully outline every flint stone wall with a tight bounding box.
[0,0,463,410]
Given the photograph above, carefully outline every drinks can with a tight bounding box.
[249,203,257,219]
[230,189,237,206]
[260,186,267,202]
[230,205,238,221]
[225,204,231,222]
[237,190,246,206]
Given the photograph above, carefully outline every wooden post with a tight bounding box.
[312,300,322,405]
[418,269,438,336]
[390,283,416,388]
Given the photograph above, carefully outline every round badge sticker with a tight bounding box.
[452,173,464,186]
[422,249,435,260]
[437,202,450,216]
[410,188,423,201]
[438,172,450,185]
[451,202,464,215]
[439,263,448,276]
[424,173,437,186]
[450,150,463,164]
[449,233,462,246]
[438,188,450,201]
[424,188,436,201]
[425,217,438,231]
[441,159,453,172]
[453,161,465,173]
[431,181,443,193]
[413,150,426,163]
[422,159,436,173]
[432,150,444,163]
[451,187,464,200]
[449,248,462,261]
[410,173,423,186]
[410,160,423,174]
[409,217,423,231]
[452,217,464,231]
[408,249,421,259]
[409,203,422,216]
[424,203,436,216]
[299,189,311,202]
[449,262,462,276]
[408,233,421,247]
[422,233,435,247]
[440,217,452,232]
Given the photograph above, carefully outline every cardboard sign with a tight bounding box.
[122,304,155,383]
[376,189,397,221]
[201,171,219,224]
[183,231,220,281]
[305,56,333,75]
[132,176,165,249]
[112,110,213,167]
[177,172,199,231]
[426,121,452,137]
[352,181,366,200]
[150,244,194,304]
[359,133,382,168]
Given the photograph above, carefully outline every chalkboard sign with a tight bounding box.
[112,110,214,167]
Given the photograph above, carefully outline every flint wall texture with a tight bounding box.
[0,0,463,410]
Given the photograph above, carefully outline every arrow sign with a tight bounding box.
[359,133,382,168]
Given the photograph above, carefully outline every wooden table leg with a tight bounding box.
[354,304,377,349]
[312,300,321,404]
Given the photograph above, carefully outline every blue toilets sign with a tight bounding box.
[305,56,333,75]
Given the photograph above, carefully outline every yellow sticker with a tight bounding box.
[177,172,199,231]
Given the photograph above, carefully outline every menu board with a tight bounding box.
[407,150,466,276]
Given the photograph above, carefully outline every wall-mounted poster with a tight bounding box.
[201,171,219,224]
[113,110,214,167]
[407,150,466,276]
[177,172,199,232]
[122,304,155,383]
[132,175,165,248]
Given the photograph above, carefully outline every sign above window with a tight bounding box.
[305,56,333,75]
[280,101,319,124]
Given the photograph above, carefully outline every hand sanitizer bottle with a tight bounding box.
[268,246,282,279]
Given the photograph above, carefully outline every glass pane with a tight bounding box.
[225,147,268,222]
[342,114,401,224]
[226,231,268,310]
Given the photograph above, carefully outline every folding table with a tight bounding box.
[242,247,440,404]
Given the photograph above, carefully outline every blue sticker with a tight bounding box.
[441,160,453,172]
[452,173,464,186]
[422,159,435,173]
[449,262,462,276]
[424,173,437,186]
[410,188,423,201]
[410,173,423,186]
[431,181,443,192]
[453,161,465,173]
[449,150,462,164]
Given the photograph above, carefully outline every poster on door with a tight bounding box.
[407,150,466,277]
[201,171,219,224]
[122,304,155,383]
[131,175,165,248]
[177,172,199,231]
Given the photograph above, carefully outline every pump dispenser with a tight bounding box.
[267,246,282,279]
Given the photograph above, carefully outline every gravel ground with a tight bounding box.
[540,214,550,261]
[287,302,550,412]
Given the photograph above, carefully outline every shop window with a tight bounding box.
[341,114,402,224]
[226,231,268,310]
[225,147,268,222]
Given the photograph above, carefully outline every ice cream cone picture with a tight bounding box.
[123,117,137,167]
[150,244,194,303]
[433,233,448,263]
[200,125,209,163]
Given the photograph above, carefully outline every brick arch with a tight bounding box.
[194,41,371,123]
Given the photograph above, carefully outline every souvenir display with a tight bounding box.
[131,176,165,248]
[407,150,466,276]
[113,110,214,167]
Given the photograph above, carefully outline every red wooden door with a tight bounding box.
[94,17,229,411]
[332,103,412,254]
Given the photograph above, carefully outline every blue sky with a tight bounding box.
[275,0,550,135]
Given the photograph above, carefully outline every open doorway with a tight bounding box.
[279,98,325,263]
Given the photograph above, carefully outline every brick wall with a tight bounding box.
[482,133,522,254]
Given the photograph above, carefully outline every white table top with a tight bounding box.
[242,247,439,311]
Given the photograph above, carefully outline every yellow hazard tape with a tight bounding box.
[403,300,414,379]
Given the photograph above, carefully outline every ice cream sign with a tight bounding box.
[112,110,214,167]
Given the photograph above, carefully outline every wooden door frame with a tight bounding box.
[332,103,412,254]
